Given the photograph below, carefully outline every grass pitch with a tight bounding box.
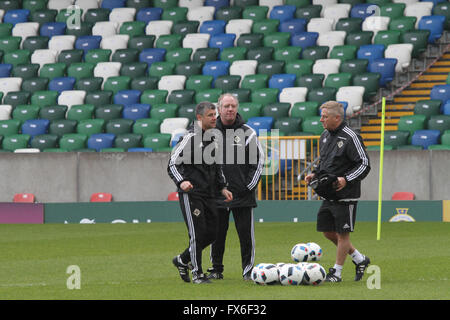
[0,222,448,300]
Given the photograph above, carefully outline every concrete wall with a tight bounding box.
[0,150,448,202]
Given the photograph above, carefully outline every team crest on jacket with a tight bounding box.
[193,208,201,216]
[337,141,344,148]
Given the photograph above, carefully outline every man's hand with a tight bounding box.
[221,188,233,202]
[304,173,315,185]
[180,181,193,192]
[334,177,347,191]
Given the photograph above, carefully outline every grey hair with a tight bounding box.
[217,93,239,109]
[195,101,216,116]
[320,101,345,119]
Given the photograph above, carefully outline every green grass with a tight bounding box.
[0,222,448,300]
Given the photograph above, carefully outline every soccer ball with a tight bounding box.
[306,242,323,261]
[251,263,279,285]
[303,263,326,286]
[278,263,305,286]
[291,243,309,262]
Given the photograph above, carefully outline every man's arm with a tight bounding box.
[342,128,371,183]
[167,132,195,187]
[244,128,265,191]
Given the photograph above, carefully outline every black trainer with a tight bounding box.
[172,255,190,283]
[243,271,252,281]
[206,268,224,280]
[192,273,212,284]
[325,268,342,282]
[354,256,370,281]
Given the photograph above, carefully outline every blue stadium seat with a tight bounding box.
[246,117,274,136]
[123,104,151,120]
[171,131,185,147]
[418,15,446,43]
[442,100,450,115]
[139,48,166,68]
[430,84,450,103]
[279,19,307,36]
[350,4,379,20]
[199,20,226,36]
[101,0,126,10]
[357,44,385,64]
[48,77,76,93]
[369,58,398,87]
[88,133,116,151]
[3,9,30,25]
[411,129,441,150]
[40,22,67,37]
[209,33,236,51]
[269,74,296,91]
[114,90,142,107]
[269,5,297,23]
[136,7,163,23]
[291,32,319,50]
[75,35,102,54]
[202,60,230,83]
[21,119,50,137]
[204,0,229,10]
[128,147,154,152]
[0,64,13,77]
[338,101,348,118]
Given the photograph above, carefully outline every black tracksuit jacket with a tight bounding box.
[313,121,371,200]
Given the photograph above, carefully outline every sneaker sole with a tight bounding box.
[172,257,190,283]
[354,257,370,281]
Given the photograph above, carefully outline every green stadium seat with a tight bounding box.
[130,76,159,91]
[297,73,324,90]
[274,46,303,63]
[339,59,369,77]
[39,105,68,121]
[150,104,178,121]
[380,3,406,20]
[324,73,353,90]
[31,91,58,107]
[2,134,31,152]
[30,9,58,25]
[66,22,94,38]
[301,46,329,61]
[215,6,242,22]
[329,45,358,62]
[228,88,251,103]
[30,133,59,151]
[103,76,131,95]
[59,133,88,151]
[11,63,40,80]
[3,91,31,108]
[242,6,269,22]
[246,46,274,63]
[441,130,450,146]
[168,89,196,106]
[67,104,95,121]
[414,99,442,120]
[192,47,220,63]
[21,77,49,93]
[241,74,269,91]
[289,101,320,120]
[94,104,124,121]
[195,88,222,104]
[352,72,381,101]
[257,60,285,77]
[335,18,363,33]
[261,103,290,120]
[383,130,410,148]
[0,119,21,136]
[67,62,96,80]
[401,30,431,58]
[161,7,188,23]
[301,116,323,136]
[119,21,146,37]
[165,48,193,65]
[133,118,162,136]
[295,5,322,21]
[49,119,78,137]
[175,61,203,77]
[251,88,279,106]
[143,133,172,150]
[0,23,13,38]
[140,89,168,105]
[154,0,178,9]
[177,104,196,124]
[220,47,247,63]
[38,62,66,80]
[23,0,47,12]
[75,77,104,92]
[4,50,31,66]
[273,117,302,135]
[0,36,21,52]
[427,115,450,135]
[155,34,182,51]
[345,31,374,47]
[58,49,84,65]
[428,144,450,150]
[374,30,402,47]
[237,33,264,50]
[238,102,263,122]
[397,114,427,143]
[263,32,291,50]
[77,119,106,135]
[112,48,140,64]
[389,16,417,34]
[105,119,134,135]
[307,87,337,105]
[22,36,49,52]
[433,2,450,31]
[114,133,143,150]
[252,19,279,36]
[214,75,241,91]
[84,49,112,64]
[85,91,113,108]
[172,21,200,37]
[128,35,156,51]
[148,61,176,78]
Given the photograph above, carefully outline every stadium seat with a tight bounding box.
[2,134,31,152]
[418,15,446,43]
[411,129,440,150]
[39,105,68,121]
[200,20,226,36]
[87,133,116,151]
[30,134,59,151]
[273,117,302,135]
[122,104,151,121]
[289,101,320,120]
[312,59,341,80]
[75,35,102,54]
[284,59,315,81]
[158,75,187,94]
[186,6,215,25]
[384,43,413,72]
[368,58,397,87]
[350,3,379,20]
[48,77,76,93]
[58,90,87,108]
[384,130,410,148]
[261,103,291,120]
[279,19,307,36]
[336,86,365,117]
[391,191,415,200]
[427,115,450,134]
[90,192,113,202]
[0,77,22,95]
[183,33,210,54]
[136,7,163,23]
[114,90,141,108]
[291,32,319,49]
[105,119,134,135]
[21,119,50,137]
[49,119,78,137]
[114,133,142,150]
[307,17,334,33]
[40,22,66,37]
[202,60,230,83]
[352,72,381,101]
[160,118,190,135]
[13,193,36,203]
[143,133,171,150]
[324,73,352,90]
[278,87,308,105]
[301,116,323,136]
[269,5,296,23]
[77,119,106,136]
[133,118,161,136]
[430,85,450,103]
[357,44,385,64]
[414,99,442,119]
[362,16,390,34]
[4,9,30,25]
[246,117,274,136]
[12,22,39,39]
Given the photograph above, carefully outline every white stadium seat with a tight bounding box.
[146,20,173,38]
[48,0,74,10]
[158,75,187,94]
[160,118,190,135]
[31,49,58,67]
[179,0,205,8]
[385,43,414,72]
[100,35,129,53]
[229,60,258,79]
[0,105,12,120]
[336,86,365,117]
[317,31,346,54]
[226,19,254,44]
[92,21,118,37]
[313,59,341,79]
[12,22,39,39]
[362,16,391,35]
[48,35,76,54]
[109,8,136,25]
[58,90,87,108]
[404,2,434,28]
[182,33,210,53]
[260,0,284,14]
[307,18,334,34]
[279,87,308,106]
[187,6,216,25]
[322,4,351,27]
[94,62,122,80]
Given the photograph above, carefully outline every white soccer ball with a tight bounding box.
[251,263,279,285]
[303,263,326,286]
[306,242,323,261]
[291,243,310,262]
[278,263,305,286]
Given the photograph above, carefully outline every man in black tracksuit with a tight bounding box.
[305,101,371,283]
[207,94,264,281]
[168,101,233,284]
